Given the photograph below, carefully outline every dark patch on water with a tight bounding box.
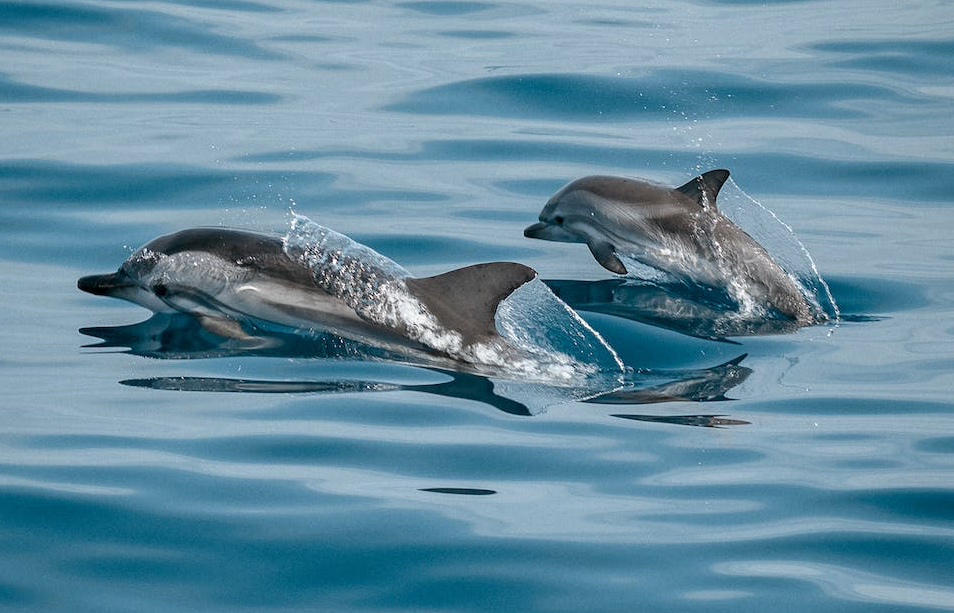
[611,414,750,428]
[420,487,497,495]
[121,377,394,394]
[915,436,954,454]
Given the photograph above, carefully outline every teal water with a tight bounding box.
[2,1,954,611]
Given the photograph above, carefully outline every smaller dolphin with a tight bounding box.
[524,169,815,323]
[78,227,537,366]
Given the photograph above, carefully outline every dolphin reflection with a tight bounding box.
[543,277,806,340]
[80,313,752,424]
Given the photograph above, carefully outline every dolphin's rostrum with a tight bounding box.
[524,169,817,323]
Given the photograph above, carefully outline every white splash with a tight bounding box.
[282,213,623,385]
[718,179,841,322]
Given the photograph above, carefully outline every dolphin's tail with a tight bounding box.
[77,271,134,296]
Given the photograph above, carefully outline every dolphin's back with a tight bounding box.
[561,176,682,207]
[561,169,731,215]
[137,228,316,288]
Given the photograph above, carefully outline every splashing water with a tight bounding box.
[496,277,625,379]
[717,179,841,322]
[282,213,624,384]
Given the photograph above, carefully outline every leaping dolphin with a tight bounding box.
[523,169,815,323]
[78,226,537,366]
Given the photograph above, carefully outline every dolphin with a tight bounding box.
[524,169,815,323]
[78,227,537,364]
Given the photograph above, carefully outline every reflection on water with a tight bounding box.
[545,277,882,341]
[81,313,752,422]
[611,414,751,428]
[544,278,805,340]
[419,488,497,495]
[584,355,752,404]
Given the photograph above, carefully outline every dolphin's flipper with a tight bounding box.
[675,169,730,208]
[405,262,537,346]
[585,238,627,275]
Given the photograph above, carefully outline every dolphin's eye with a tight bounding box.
[153,283,168,297]
[554,215,564,224]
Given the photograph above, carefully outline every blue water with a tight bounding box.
[2,1,954,611]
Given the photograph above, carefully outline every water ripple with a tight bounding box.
[0,1,284,59]
[810,38,954,78]
[384,70,925,121]
[0,73,280,105]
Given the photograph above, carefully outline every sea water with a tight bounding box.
[1,1,953,611]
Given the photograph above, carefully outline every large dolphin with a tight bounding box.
[78,227,537,365]
[524,169,815,323]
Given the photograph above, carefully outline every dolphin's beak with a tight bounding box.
[523,222,548,239]
[78,271,135,296]
[523,221,579,243]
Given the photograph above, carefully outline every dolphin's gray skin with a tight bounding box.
[78,228,536,362]
[524,170,814,323]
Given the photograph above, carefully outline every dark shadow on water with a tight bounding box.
[121,377,398,394]
[81,313,752,423]
[610,414,751,429]
[121,371,535,418]
[419,488,497,495]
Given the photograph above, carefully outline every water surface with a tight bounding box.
[1,1,953,611]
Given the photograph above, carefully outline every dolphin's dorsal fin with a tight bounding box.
[405,262,537,346]
[675,169,730,208]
